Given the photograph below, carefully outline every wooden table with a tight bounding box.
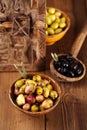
[0,0,87,130]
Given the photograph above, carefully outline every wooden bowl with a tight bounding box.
[46,7,70,46]
[9,72,61,116]
[50,54,86,82]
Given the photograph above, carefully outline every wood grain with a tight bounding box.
[0,0,87,130]
[0,0,46,72]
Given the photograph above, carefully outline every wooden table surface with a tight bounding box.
[0,0,87,130]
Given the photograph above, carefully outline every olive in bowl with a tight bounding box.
[50,53,86,82]
[46,7,70,46]
[9,72,61,116]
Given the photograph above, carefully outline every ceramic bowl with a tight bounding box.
[46,7,70,46]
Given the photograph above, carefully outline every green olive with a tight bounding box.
[49,14,56,22]
[47,28,54,35]
[55,17,61,23]
[46,30,48,35]
[43,87,50,98]
[46,84,53,91]
[55,11,61,17]
[48,8,56,14]
[60,17,66,23]
[33,75,42,82]
[41,98,53,109]
[46,17,52,25]
[36,86,43,95]
[50,90,58,100]
[59,22,66,28]
[54,28,62,34]
[42,79,50,86]
[19,84,26,94]
[51,22,59,30]
[15,79,25,88]
[46,7,67,36]
[31,104,39,112]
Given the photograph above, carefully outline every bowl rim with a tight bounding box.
[9,72,61,115]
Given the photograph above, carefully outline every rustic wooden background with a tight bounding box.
[0,0,87,130]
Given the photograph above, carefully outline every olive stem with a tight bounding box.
[13,63,28,78]
[51,53,58,61]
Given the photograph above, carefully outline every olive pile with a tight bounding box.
[46,7,67,35]
[53,53,84,77]
[14,75,58,112]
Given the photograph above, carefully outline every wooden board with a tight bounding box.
[0,0,46,71]
[0,0,87,130]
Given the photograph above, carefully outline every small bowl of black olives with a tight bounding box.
[50,53,86,82]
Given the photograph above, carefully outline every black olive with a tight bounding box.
[53,53,83,78]
[66,53,72,59]
[70,61,79,71]
[61,60,69,67]
[65,70,75,77]
[54,61,61,69]
[75,63,83,76]
[57,67,67,74]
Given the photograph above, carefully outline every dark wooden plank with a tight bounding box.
[0,72,45,130]
[46,0,87,130]
[0,1,87,130]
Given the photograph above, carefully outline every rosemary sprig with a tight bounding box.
[51,53,58,62]
[14,62,28,78]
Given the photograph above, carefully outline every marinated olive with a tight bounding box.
[46,17,52,25]
[19,84,26,94]
[41,79,50,86]
[36,86,43,95]
[41,98,53,109]
[31,104,39,112]
[51,22,59,30]
[49,14,56,22]
[13,74,59,112]
[22,103,30,111]
[59,22,66,28]
[15,79,25,88]
[55,11,61,17]
[36,95,44,103]
[46,7,67,36]
[52,53,84,78]
[43,87,50,98]
[25,95,35,104]
[46,84,53,91]
[47,27,54,35]
[55,28,62,34]
[25,83,36,94]
[50,90,58,100]
[14,88,19,95]
[16,94,25,106]
[48,8,56,14]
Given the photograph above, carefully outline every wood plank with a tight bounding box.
[46,0,87,130]
[0,0,87,130]
[0,72,45,130]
